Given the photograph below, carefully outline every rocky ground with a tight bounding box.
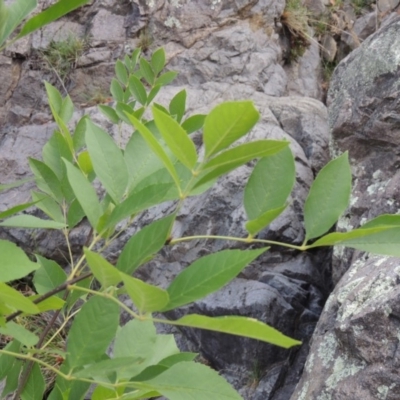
[1,0,400,399]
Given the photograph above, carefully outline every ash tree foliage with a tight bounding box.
[2,24,400,400]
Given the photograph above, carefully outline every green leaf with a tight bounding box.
[0,340,21,380]
[117,214,175,274]
[121,272,169,314]
[129,75,148,106]
[118,390,161,399]
[170,315,301,348]
[42,131,73,181]
[30,295,64,313]
[29,158,64,203]
[34,255,67,298]
[359,214,400,229]
[133,361,242,400]
[60,95,74,124]
[75,357,144,379]
[308,225,400,256]
[153,103,169,115]
[114,319,180,380]
[17,0,91,40]
[73,116,88,152]
[66,296,119,370]
[245,205,287,236]
[0,0,36,50]
[158,352,198,368]
[124,53,133,71]
[84,248,121,288]
[124,123,165,192]
[44,81,63,117]
[194,140,289,189]
[163,248,267,311]
[151,48,166,75]
[110,77,124,102]
[63,159,102,229]
[99,104,120,124]
[155,71,178,86]
[131,48,141,68]
[181,114,206,134]
[169,89,186,123]
[0,282,39,314]
[1,359,22,398]
[140,57,155,85]
[77,150,94,179]
[153,106,197,170]
[67,199,85,228]
[0,177,33,193]
[116,101,135,124]
[0,1,10,48]
[147,84,161,105]
[31,192,64,223]
[65,276,91,311]
[203,101,259,158]
[304,152,351,240]
[48,364,90,400]
[116,59,129,86]
[92,386,119,400]
[244,147,295,220]
[0,215,65,229]
[105,183,174,229]
[21,363,45,400]
[0,240,39,282]
[85,119,128,203]
[124,112,181,191]
[0,322,38,347]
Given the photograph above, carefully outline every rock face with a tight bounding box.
[2,0,400,399]
[291,16,400,400]
[0,1,333,398]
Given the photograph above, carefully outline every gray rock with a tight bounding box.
[292,15,400,400]
[291,255,400,400]
[378,0,400,13]
[284,40,323,100]
[328,16,400,280]
[321,34,337,62]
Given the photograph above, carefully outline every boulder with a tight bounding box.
[291,15,400,400]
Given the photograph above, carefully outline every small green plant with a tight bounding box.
[351,0,373,15]
[137,27,153,52]
[2,46,400,400]
[41,35,88,87]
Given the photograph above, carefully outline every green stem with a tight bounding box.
[169,234,305,251]
[5,272,92,323]
[67,285,141,320]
